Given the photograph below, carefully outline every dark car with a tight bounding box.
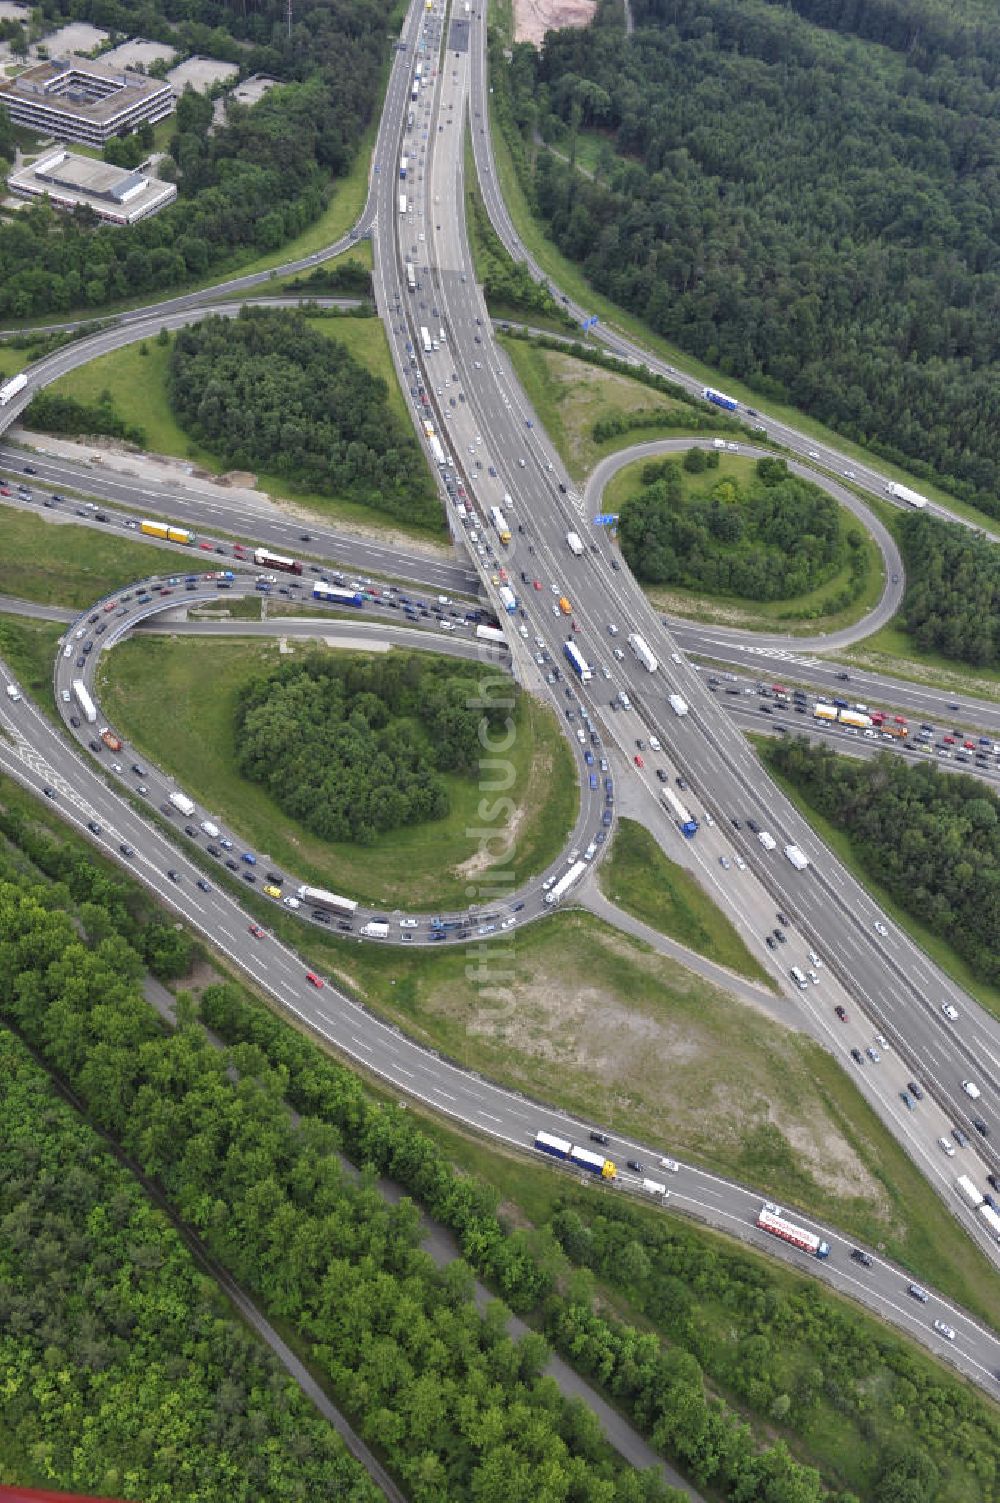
[167,870,180,883]
[131,763,146,776]
[776,912,788,925]
[626,1159,644,1173]
[242,871,256,883]
[773,928,786,944]
[589,1131,610,1146]
[87,820,101,835]
[973,1118,991,1138]
[765,935,776,949]
[907,1080,924,1101]
[850,1048,863,1064]
[851,1249,873,1267]
[747,818,760,834]
[907,1284,929,1303]
[184,825,198,838]
[119,844,134,858]
[69,715,80,728]
[266,870,284,884]
[43,786,55,799]
[225,858,239,871]
[89,739,101,753]
[731,817,741,829]
[197,879,212,892]
[834,1005,848,1021]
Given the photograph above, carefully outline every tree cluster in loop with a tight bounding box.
[618,455,852,601]
[504,0,1000,520]
[234,651,513,844]
[168,309,441,526]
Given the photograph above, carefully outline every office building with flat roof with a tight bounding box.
[8,150,177,225]
[0,56,174,146]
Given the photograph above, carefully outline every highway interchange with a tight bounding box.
[0,0,998,1409]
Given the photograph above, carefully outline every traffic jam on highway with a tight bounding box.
[0,0,997,1395]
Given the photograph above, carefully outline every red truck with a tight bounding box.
[99,726,122,752]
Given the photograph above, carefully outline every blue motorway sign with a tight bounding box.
[593,513,619,526]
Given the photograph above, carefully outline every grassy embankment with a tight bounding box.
[44,317,443,539]
[98,634,578,911]
[600,817,774,989]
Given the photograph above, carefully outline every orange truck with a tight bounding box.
[99,726,122,752]
[558,596,572,615]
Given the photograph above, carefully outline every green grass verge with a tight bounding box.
[484,58,995,534]
[97,634,578,910]
[0,507,168,610]
[0,614,64,721]
[600,817,774,988]
[500,335,702,482]
[0,344,35,379]
[600,452,885,634]
[756,735,1000,1024]
[44,320,445,540]
[225,890,1000,1325]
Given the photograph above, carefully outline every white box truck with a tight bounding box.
[362,921,389,939]
[956,1175,984,1209]
[168,791,196,818]
[668,693,688,716]
[566,531,585,556]
[758,831,777,851]
[784,844,809,870]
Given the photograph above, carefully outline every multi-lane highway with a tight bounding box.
[0,0,998,1396]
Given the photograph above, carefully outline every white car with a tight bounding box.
[874,921,888,936]
[399,918,419,928]
[659,1157,680,1173]
[937,1136,956,1158]
[613,647,625,661]
[941,1002,958,1020]
[608,623,619,635]
[703,812,714,826]
[500,917,516,929]
[541,876,555,891]
[648,736,661,751]
[961,1080,981,1099]
[874,1032,889,1049]
[60,688,71,702]
[808,950,823,968]
[807,969,820,985]
[733,855,746,870]
[933,1319,956,1341]
[283,896,301,909]
[808,450,820,459]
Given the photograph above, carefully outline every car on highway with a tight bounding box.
[659,1157,680,1173]
[248,924,266,939]
[626,1160,644,1173]
[933,1320,956,1341]
[937,1136,956,1157]
[850,1249,873,1267]
[196,879,212,893]
[118,844,134,858]
[907,1080,925,1100]
[167,870,180,883]
[900,1091,915,1111]
[305,972,324,988]
[873,921,888,936]
[589,1131,610,1146]
[634,754,644,768]
[866,1046,880,1062]
[719,855,731,870]
[850,1048,863,1064]
[834,1005,848,1021]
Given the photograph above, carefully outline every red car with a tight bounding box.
[199,540,214,551]
[533,579,542,590]
[834,1005,848,1021]
[248,924,266,939]
[634,753,644,768]
[305,971,324,989]
[963,739,975,750]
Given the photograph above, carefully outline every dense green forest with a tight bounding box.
[2,779,997,1502]
[618,455,857,601]
[0,0,387,317]
[550,1199,1000,1502]
[235,651,505,841]
[897,512,1000,667]
[0,1032,379,1503]
[767,738,1000,986]
[503,0,1000,519]
[168,310,441,527]
[0,885,678,1503]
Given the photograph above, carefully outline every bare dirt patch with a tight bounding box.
[513,0,597,47]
